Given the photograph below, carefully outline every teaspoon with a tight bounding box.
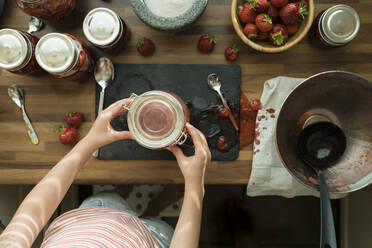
[8,85,39,145]
[27,16,43,34]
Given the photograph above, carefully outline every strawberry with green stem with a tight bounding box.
[243,23,258,40]
[225,45,240,61]
[198,34,216,53]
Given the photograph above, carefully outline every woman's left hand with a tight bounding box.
[85,98,133,150]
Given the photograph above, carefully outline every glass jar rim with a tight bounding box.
[126,91,186,149]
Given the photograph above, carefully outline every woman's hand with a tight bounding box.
[85,99,132,150]
[168,123,211,188]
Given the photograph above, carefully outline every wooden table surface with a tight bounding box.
[0,0,371,185]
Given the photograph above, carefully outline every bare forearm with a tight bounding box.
[0,137,95,248]
[170,183,204,248]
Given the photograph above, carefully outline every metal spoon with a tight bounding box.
[8,85,39,145]
[207,73,239,131]
[27,16,43,34]
[93,57,115,157]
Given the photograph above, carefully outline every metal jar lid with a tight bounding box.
[83,7,122,47]
[0,29,30,70]
[321,4,360,45]
[124,91,187,149]
[35,33,77,74]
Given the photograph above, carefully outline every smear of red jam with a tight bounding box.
[239,92,261,150]
[266,108,275,114]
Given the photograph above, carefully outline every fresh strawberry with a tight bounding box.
[243,23,258,39]
[250,99,262,111]
[271,0,288,8]
[248,0,269,13]
[64,111,83,128]
[58,125,78,145]
[295,0,309,8]
[255,14,273,33]
[224,45,240,62]
[267,3,280,21]
[280,3,308,25]
[286,24,298,35]
[270,24,288,46]
[136,37,155,56]
[198,34,216,53]
[256,31,269,40]
[239,2,256,24]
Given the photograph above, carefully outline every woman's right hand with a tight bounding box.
[168,123,211,188]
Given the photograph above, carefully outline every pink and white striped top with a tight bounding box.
[41,207,159,248]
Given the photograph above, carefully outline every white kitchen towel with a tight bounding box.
[247,76,345,198]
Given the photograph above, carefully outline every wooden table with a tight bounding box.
[0,0,371,185]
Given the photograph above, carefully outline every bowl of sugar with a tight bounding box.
[130,0,208,31]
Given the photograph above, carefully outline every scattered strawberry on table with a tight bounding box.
[198,34,216,53]
[238,0,309,46]
[136,37,155,56]
[64,111,83,128]
[224,45,240,61]
[58,125,78,145]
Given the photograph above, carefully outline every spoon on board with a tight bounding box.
[297,121,346,248]
[207,73,239,131]
[27,16,43,34]
[8,84,39,145]
[93,57,115,157]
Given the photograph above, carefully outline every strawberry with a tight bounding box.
[58,124,78,145]
[255,14,273,33]
[198,34,216,53]
[224,45,240,62]
[238,2,256,24]
[270,24,288,46]
[271,0,288,8]
[295,0,309,8]
[136,37,155,56]
[256,31,269,40]
[280,3,308,25]
[248,0,269,13]
[64,111,83,128]
[243,23,258,39]
[268,3,280,22]
[286,24,298,35]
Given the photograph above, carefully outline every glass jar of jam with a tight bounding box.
[310,4,360,48]
[123,90,190,150]
[15,0,76,20]
[0,28,40,74]
[83,8,129,53]
[35,33,93,79]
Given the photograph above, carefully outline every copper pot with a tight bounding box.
[276,71,372,193]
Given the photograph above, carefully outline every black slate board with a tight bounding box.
[96,64,241,161]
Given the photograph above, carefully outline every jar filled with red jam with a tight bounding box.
[35,33,93,79]
[0,28,40,74]
[15,0,75,20]
[310,5,360,48]
[123,90,190,150]
[83,8,129,53]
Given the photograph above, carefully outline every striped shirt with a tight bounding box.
[41,207,160,248]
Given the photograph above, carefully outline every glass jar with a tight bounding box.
[310,5,360,48]
[0,28,40,74]
[83,8,129,53]
[123,90,190,150]
[35,33,93,79]
[15,0,75,20]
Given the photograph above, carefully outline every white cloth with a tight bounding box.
[247,76,345,198]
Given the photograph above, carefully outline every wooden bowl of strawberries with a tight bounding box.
[231,0,314,53]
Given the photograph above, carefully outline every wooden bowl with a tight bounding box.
[231,0,314,53]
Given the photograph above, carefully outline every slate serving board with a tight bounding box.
[96,64,241,161]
